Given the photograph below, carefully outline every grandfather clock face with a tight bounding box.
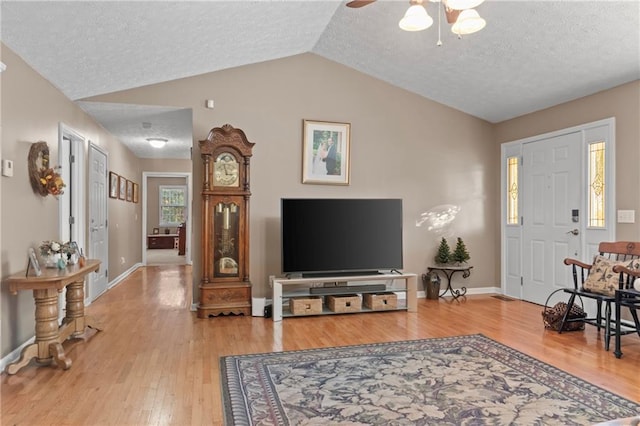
[213,201,239,277]
[213,152,239,187]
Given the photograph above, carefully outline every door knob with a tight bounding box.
[566,229,579,235]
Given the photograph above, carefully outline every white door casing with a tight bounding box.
[88,143,109,300]
[142,171,193,266]
[58,123,85,310]
[501,118,615,308]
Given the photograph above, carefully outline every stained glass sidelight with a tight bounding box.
[588,142,605,228]
[507,156,519,225]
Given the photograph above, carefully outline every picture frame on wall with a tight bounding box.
[109,172,119,198]
[118,176,126,200]
[126,180,133,202]
[302,119,350,185]
[133,183,139,203]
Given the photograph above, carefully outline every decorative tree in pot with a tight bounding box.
[452,237,471,265]
[434,237,452,265]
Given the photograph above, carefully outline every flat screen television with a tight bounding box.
[281,198,403,276]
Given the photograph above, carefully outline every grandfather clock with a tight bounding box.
[198,124,255,318]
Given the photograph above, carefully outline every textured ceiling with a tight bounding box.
[2,1,639,159]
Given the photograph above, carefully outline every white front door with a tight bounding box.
[521,132,582,305]
[88,144,109,300]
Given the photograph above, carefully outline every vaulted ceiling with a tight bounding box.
[2,1,639,158]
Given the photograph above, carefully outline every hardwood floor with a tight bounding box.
[2,265,639,425]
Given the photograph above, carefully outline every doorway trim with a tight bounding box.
[58,123,85,249]
[142,171,193,266]
[500,117,616,300]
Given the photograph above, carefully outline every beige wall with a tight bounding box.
[87,53,499,299]
[4,43,634,361]
[0,44,142,357]
[495,81,640,241]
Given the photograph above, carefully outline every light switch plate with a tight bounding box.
[617,210,635,223]
[1,159,14,177]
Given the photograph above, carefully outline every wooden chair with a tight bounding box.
[559,241,640,350]
[611,265,640,358]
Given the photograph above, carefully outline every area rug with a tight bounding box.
[220,334,639,425]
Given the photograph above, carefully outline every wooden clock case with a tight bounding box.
[197,124,255,318]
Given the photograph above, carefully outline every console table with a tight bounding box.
[427,265,473,299]
[5,259,101,375]
[148,234,179,249]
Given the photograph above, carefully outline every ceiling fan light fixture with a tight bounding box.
[451,8,486,35]
[399,4,433,31]
[445,0,484,11]
[147,137,168,148]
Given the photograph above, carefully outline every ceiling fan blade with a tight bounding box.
[346,0,376,8]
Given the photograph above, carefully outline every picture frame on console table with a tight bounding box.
[26,247,41,277]
[302,119,350,185]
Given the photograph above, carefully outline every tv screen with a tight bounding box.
[281,198,403,276]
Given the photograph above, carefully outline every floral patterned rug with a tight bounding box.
[220,334,639,425]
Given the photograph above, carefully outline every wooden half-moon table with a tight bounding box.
[5,259,101,375]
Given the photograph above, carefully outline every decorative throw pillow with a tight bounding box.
[583,255,640,296]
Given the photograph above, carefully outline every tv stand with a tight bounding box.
[272,273,417,321]
[301,270,381,278]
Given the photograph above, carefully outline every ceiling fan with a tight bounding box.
[346,0,486,36]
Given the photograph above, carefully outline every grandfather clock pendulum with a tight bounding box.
[198,124,254,318]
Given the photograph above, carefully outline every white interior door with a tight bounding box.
[88,144,109,300]
[521,132,582,305]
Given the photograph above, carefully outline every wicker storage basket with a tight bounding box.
[363,292,398,310]
[326,294,361,313]
[290,296,323,315]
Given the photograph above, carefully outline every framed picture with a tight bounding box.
[153,228,160,234]
[118,176,126,200]
[27,247,41,277]
[133,183,139,203]
[109,172,119,198]
[126,180,133,202]
[302,119,350,185]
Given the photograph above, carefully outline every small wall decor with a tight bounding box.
[302,119,350,185]
[118,176,126,200]
[133,183,139,203]
[28,141,65,197]
[109,172,119,198]
[126,179,133,202]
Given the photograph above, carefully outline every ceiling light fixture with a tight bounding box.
[399,0,433,32]
[451,8,486,35]
[444,0,484,11]
[147,137,168,148]
[394,0,486,40]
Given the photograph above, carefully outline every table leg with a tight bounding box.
[5,288,71,375]
[5,344,39,375]
[406,275,417,312]
[437,269,468,299]
[62,279,103,338]
[273,281,283,322]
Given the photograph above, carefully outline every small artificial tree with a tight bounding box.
[434,237,451,264]
[452,237,471,264]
